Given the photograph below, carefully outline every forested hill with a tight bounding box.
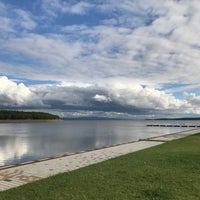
[0,110,61,120]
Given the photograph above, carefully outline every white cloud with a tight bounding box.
[70,2,92,15]
[93,94,111,103]
[99,81,184,111]
[60,81,92,88]
[2,34,82,68]
[14,9,37,30]
[42,0,93,17]
[0,76,43,107]
[0,2,37,38]
[0,17,15,33]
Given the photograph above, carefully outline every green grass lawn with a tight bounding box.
[1,133,200,200]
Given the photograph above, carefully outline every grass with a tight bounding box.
[1,133,200,200]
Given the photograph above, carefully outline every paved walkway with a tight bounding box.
[0,129,199,191]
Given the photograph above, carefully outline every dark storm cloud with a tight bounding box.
[1,76,200,117]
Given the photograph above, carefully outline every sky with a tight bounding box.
[0,0,200,119]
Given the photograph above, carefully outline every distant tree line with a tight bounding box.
[0,110,60,120]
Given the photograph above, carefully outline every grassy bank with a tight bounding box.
[1,134,200,200]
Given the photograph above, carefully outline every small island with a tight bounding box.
[0,110,61,123]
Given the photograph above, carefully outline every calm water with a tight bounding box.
[0,120,199,166]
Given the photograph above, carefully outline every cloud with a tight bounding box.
[1,34,82,72]
[1,1,199,84]
[0,17,14,33]
[184,92,200,114]
[93,94,111,103]
[1,76,200,117]
[42,0,93,17]
[31,81,200,116]
[14,9,37,30]
[185,93,200,106]
[0,76,43,108]
[70,2,92,15]
[0,2,37,35]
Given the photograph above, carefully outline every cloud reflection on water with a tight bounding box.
[0,120,195,166]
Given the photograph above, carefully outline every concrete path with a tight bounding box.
[0,129,199,191]
[143,129,200,142]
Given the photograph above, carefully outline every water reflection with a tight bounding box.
[0,120,196,166]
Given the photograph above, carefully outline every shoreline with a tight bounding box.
[0,129,199,191]
[0,128,199,170]
[0,119,63,123]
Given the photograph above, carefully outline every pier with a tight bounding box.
[147,124,200,128]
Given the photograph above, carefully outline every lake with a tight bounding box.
[0,120,199,166]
